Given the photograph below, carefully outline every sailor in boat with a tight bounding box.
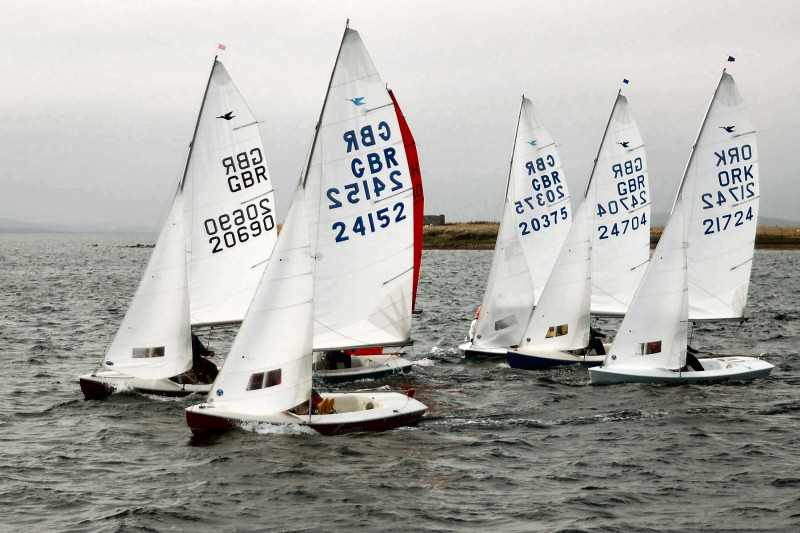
[288,390,335,415]
[683,345,704,372]
[191,334,219,384]
[324,350,352,370]
[467,306,481,342]
[588,326,607,356]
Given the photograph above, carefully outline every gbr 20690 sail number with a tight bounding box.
[204,198,275,253]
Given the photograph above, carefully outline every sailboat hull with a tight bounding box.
[589,357,774,385]
[313,354,415,383]
[458,343,508,358]
[79,370,211,399]
[185,391,426,435]
[507,347,606,370]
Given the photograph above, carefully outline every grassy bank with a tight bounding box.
[424,222,800,250]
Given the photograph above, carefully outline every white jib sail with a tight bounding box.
[604,196,688,371]
[587,93,651,316]
[207,182,313,414]
[183,59,278,327]
[304,28,414,350]
[103,191,192,379]
[517,199,592,352]
[679,71,758,320]
[473,97,572,348]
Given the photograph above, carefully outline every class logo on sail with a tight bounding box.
[217,111,235,120]
[346,97,366,106]
[617,141,630,148]
[528,140,537,146]
[719,125,735,133]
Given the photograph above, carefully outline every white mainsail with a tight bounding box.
[472,97,572,348]
[206,182,313,413]
[586,92,651,316]
[304,28,414,350]
[602,196,688,371]
[182,59,278,327]
[101,191,192,379]
[516,199,592,352]
[679,71,758,320]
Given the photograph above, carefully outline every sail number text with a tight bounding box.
[596,157,648,218]
[222,148,269,193]
[598,212,648,240]
[699,144,756,236]
[519,207,569,235]
[515,155,567,218]
[327,122,410,242]
[204,198,275,253]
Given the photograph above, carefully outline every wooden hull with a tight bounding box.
[589,357,774,385]
[185,391,427,436]
[79,370,211,399]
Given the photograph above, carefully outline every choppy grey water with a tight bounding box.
[1,233,799,532]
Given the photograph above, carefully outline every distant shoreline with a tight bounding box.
[422,222,800,250]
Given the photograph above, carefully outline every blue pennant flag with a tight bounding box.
[727,55,736,62]
[623,79,629,84]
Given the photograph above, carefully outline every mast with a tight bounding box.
[669,69,727,214]
[179,56,219,191]
[583,89,621,199]
[301,24,350,188]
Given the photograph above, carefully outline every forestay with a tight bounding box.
[587,93,651,316]
[603,197,688,370]
[516,199,592,352]
[304,28,414,350]
[206,183,313,414]
[102,191,192,379]
[679,72,758,320]
[182,59,278,327]
[472,97,571,348]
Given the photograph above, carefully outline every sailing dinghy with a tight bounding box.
[590,70,773,384]
[80,57,278,398]
[460,96,572,357]
[507,90,649,369]
[185,32,428,433]
[304,26,419,382]
[506,200,597,368]
[185,182,425,435]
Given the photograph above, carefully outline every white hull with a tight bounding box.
[185,391,426,435]
[79,370,211,399]
[507,346,606,370]
[458,342,508,358]
[313,354,414,383]
[589,357,774,385]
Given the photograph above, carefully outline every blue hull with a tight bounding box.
[506,350,604,370]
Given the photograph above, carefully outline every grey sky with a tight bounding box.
[2,0,798,231]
